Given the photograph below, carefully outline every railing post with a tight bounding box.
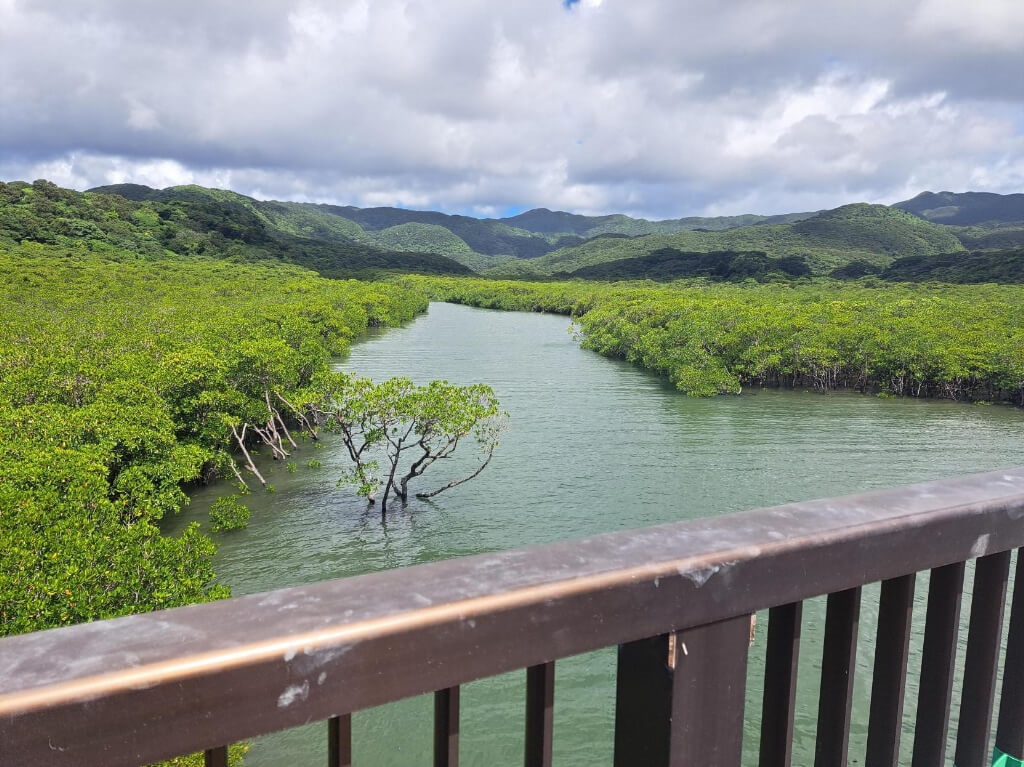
[525,663,555,767]
[613,616,750,767]
[955,551,1012,767]
[328,715,352,767]
[434,687,460,767]
[995,550,1024,767]
[759,602,803,767]
[866,574,916,767]
[912,561,966,767]
[204,746,228,767]
[814,587,861,767]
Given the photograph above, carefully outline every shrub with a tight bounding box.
[208,495,250,532]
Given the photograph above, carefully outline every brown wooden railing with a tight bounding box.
[2,468,1024,767]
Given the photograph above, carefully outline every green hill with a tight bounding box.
[11,180,472,277]
[313,205,576,258]
[72,182,1024,283]
[515,204,964,277]
[502,207,814,237]
[368,222,515,272]
[893,191,1024,226]
[789,203,963,257]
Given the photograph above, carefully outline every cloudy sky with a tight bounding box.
[2,0,1023,219]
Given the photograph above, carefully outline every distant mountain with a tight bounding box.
[8,181,472,277]
[507,203,964,277]
[90,185,820,261]
[306,204,580,259]
[72,182,1024,283]
[892,191,1024,227]
[501,207,815,238]
[89,185,570,264]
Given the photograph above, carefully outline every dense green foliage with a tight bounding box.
[208,495,251,532]
[402,276,1024,403]
[4,180,471,278]
[0,244,426,636]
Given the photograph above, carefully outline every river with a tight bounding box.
[168,302,1024,766]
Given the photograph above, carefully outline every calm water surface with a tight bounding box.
[170,302,1024,766]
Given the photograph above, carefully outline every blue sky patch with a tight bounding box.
[563,0,580,9]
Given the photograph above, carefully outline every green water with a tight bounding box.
[169,302,1024,766]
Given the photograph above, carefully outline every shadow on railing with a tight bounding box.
[2,469,1024,767]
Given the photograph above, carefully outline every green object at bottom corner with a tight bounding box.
[992,747,1024,766]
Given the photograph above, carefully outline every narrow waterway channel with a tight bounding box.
[169,302,1024,766]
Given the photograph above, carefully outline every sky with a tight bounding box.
[1,0,1023,220]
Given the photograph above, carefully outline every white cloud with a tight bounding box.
[911,0,1024,51]
[0,0,1022,218]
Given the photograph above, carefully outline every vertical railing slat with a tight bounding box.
[328,715,352,767]
[434,687,460,767]
[204,746,228,767]
[672,617,750,765]
[613,616,750,766]
[524,662,555,767]
[759,602,803,767]
[996,550,1024,765]
[813,587,861,767]
[911,561,965,767]
[955,550,1012,767]
[613,633,674,766]
[865,574,916,767]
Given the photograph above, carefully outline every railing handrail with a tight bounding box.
[3,468,1024,765]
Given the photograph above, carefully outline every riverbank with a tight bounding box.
[399,276,1024,404]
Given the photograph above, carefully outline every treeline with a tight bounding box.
[401,276,1024,402]
[0,244,426,636]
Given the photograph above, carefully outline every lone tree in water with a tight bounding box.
[315,373,506,517]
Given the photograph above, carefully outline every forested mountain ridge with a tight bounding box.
[506,203,965,278]
[89,183,579,263]
[23,180,1024,282]
[2,180,470,277]
[500,207,815,237]
[890,191,1024,253]
[893,191,1024,226]
[89,183,820,259]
